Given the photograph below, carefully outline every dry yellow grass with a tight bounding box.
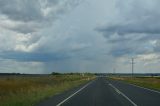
[0,75,95,106]
[110,76,160,91]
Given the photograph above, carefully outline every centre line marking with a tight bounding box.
[109,83,138,106]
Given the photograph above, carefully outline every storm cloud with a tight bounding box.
[0,0,81,33]
[0,0,160,73]
[96,0,160,57]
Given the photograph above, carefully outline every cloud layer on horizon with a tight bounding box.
[0,0,160,73]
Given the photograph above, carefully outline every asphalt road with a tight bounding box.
[37,77,160,106]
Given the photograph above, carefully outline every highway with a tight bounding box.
[37,77,160,106]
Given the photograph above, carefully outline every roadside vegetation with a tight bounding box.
[110,76,160,91]
[0,73,95,106]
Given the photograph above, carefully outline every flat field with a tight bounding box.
[110,76,160,91]
[0,74,94,106]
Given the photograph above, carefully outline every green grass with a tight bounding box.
[0,75,95,106]
[109,76,160,91]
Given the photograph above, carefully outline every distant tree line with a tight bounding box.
[0,73,21,76]
[51,72,94,76]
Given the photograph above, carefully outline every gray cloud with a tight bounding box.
[96,0,160,57]
[109,40,153,57]
[96,22,160,35]
[0,0,160,73]
[0,51,70,62]
[154,40,160,52]
[96,0,160,35]
[0,0,80,22]
[0,0,42,22]
[0,0,81,34]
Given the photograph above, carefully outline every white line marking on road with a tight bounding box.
[109,84,121,94]
[56,81,93,106]
[126,83,160,94]
[109,83,137,106]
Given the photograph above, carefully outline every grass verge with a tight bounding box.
[0,75,95,106]
[109,76,160,91]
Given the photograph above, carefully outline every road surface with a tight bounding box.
[37,77,160,106]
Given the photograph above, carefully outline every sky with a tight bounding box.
[0,0,160,74]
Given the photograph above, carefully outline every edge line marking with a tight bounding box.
[56,80,93,106]
[126,83,160,94]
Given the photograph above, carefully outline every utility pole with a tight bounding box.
[131,58,134,77]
